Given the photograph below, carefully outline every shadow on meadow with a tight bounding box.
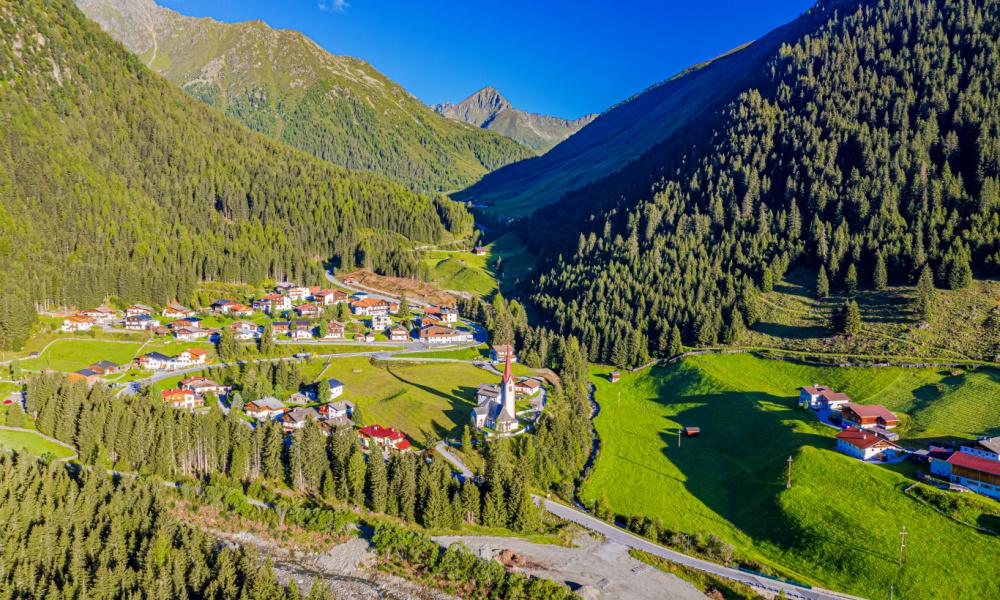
[381,367,476,441]
[643,362,893,563]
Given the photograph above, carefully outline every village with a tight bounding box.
[798,384,1000,502]
[41,281,548,458]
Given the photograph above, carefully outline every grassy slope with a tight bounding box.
[420,232,538,298]
[0,429,75,459]
[19,339,147,372]
[318,356,498,442]
[581,354,1000,599]
[746,269,1000,361]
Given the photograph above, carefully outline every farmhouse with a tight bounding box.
[126,304,154,317]
[490,344,516,363]
[87,360,122,375]
[939,452,1000,500]
[136,352,174,371]
[472,351,519,433]
[319,399,354,419]
[286,286,311,301]
[371,313,392,330]
[262,293,292,313]
[176,348,208,366]
[358,424,412,452]
[230,321,260,340]
[835,427,902,461]
[609,371,621,383]
[174,326,209,341]
[124,314,160,330]
[841,403,899,429]
[180,376,229,397]
[68,369,100,386]
[80,306,119,323]
[313,289,348,305]
[319,415,353,434]
[418,325,473,344]
[798,385,852,410]
[62,315,95,332]
[388,325,409,341]
[244,397,287,420]
[959,436,1000,462]
[473,246,487,256]
[324,321,346,339]
[425,305,459,324]
[278,407,321,431]
[351,297,392,317]
[162,302,194,319]
[326,378,345,399]
[354,332,375,343]
[514,378,542,398]
[272,321,291,335]
[228,303,254,317]
[288,327,314,340]
[162,388,202,409]
[296,303,320,317]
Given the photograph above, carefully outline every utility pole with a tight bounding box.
[786,455,794,489]
[677,429,682,447]
[898,525,908,565]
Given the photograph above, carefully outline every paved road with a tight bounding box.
[533,497,865,600]
[434,441,473,479]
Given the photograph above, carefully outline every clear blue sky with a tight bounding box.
[160,0,816,119]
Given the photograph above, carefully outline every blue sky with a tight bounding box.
[160,0,816,119]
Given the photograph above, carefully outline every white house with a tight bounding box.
[326,378,345,400]
[319,399,354,419]
[125,304,154,318]
[62,315,96,332]
[176,348,208,366]
[288,328,314,340]
[372,314,392,330]
[244,397,287,420]
[835,427,901,461]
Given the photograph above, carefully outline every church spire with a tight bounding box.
[502,343,513,384]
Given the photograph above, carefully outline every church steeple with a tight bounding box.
[500,343,516,421]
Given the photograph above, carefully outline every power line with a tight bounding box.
[898,525,908,565]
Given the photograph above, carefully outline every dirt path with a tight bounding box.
[433,533,707,600]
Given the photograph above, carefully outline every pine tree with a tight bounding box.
[844,264,858,295]
[365,453,389,514]
[260,323,275,356]
[915,265,935,321]
[347,449,366,506]
[217,327,239,361]
[481,487,507,528]
[873,252,888,291]
[816,266,829,299]
[461,425,473,453]
[722,309,745,344]
[460,480,481,524]
[667,325,682,357]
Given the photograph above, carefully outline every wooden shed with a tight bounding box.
[683,426,701,437]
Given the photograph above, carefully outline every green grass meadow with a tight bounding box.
[0,429,75,460]
[19,339,147,372]
[581,354,1000,599]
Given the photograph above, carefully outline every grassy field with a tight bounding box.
[745,268,1000,361]
[419,232,537,298]
[0,429,75,459]
[19,339,148,372]
[580,354,1000,599]
[319,356,499,444]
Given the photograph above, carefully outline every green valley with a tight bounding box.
[581,354,1000,599]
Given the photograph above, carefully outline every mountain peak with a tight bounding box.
[433,86,594,153]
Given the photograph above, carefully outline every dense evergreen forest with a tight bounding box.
[519,0,1000,364]
[0,0,472,349]
[0,454,334,598]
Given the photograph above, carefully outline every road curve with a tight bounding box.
[434,441,473,479]
[533,496,866,600]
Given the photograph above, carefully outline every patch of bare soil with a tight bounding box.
[343,269,456,307]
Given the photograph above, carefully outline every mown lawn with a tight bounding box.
[581,354,1000,600]
[422,250,496,297]
[19,339,147,372]
[0,429,75,459]
[321,356,498,444]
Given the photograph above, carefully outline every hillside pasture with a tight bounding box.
[0,429,75,460]
[581,354,1000,600]
[19,339,147,373]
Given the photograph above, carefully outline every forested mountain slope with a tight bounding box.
[453,12,812,216]
[75,0,532,193]
[432,86,596,153]
[521,0,1000,363]
[0,0,470,347]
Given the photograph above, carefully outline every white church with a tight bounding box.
[472,345,519,433]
